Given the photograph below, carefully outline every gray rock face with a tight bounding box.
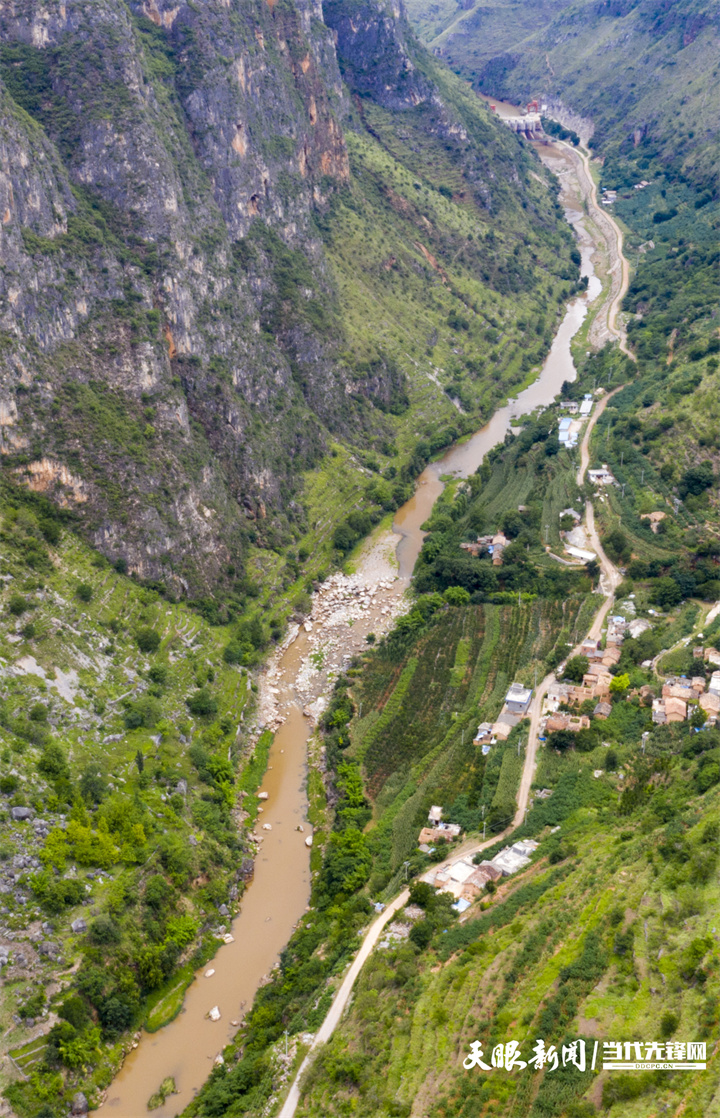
[0,0,357,595]
[10,807,32,821]
[217,903,230,917]
[71,1092,89,1116]
[70,918,87,934]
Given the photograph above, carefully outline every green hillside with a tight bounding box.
[0,484,271,1116]
[407,0,720,193]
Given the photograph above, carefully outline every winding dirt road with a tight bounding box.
[558,141,635,360]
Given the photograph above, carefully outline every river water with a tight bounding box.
[104,142,601,1118]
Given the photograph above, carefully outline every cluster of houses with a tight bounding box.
[426,830,540,913]
[602,182,650,205]
[460,531,509,566]
[472,681,533,751]
[652,663,720,725]
[556,394,593,449]
[542,616,652,720]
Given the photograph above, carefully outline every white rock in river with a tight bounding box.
[262,823,272,831]
[305,835,313,847]
[205,969,215,978]
[258,791,269,800]
[208,1006,221,1021]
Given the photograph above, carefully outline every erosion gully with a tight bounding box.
[104,127,603,1118]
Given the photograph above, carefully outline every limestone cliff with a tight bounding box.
[0,0,570,596]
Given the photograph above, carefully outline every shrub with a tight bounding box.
[88,915,121,945]
[136,627,161,653]
[59,995,90,1030]
[8,594,29,615]
[186,689,218,717]
[443,586,470,606]
[76,583,93,603]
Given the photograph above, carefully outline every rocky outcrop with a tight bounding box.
[0,0,368,592]
[0,0,562,594]
[324,0,434,110]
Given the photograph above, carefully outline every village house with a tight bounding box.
[543,681,574,713]
[569,684,596,706]
[588,465,615,486]
[492,712,520,740]
[545,712,590,733]
[418,823,462,846]
[653,696,687,724]
[505,682,533,715]
[601,646,622,667]
[491,532,509,566]
[628,618,652,640]
[700,691,720,717]
[473,722,494,746]
[579,394,593,417]
[583,665,613,697]
[593,701,612,720]
[662,678,696,702]
[558,417,577,448]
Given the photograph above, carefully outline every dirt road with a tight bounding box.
[559,141,634,359]
[276,138,631,1118]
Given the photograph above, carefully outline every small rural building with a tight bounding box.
[546,712,590,733]
[593,701,612,719]
[662,680,696,702]
[490,532,509,566]
[428,805,443,825]
[505,682,533,715]
[579,394,593,417]
[588,465,614,485]
[664,696,687,722]
[473,722,494,745]
[700,691,720,715]
[493,712,519,740]
[569,684,596,706]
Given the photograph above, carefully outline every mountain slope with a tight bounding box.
[408,0,720,191]
[0,0,574,601]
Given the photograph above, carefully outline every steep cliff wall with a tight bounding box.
[0,0,572,598]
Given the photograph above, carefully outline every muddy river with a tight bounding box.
[104,137,602,1117]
